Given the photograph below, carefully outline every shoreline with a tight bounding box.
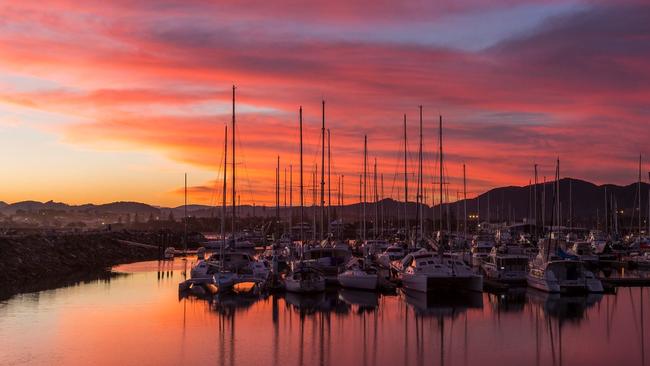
[0,232,159,300]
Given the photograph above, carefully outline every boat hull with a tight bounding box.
[337,273,378,290]
[285,278,326,293]
[401,273,483,293]
[526,274,603,293]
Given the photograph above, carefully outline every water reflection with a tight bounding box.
[0,259,648,366]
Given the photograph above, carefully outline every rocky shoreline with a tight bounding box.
[0,232,159,300]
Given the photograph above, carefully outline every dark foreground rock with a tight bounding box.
[0,233,158,299]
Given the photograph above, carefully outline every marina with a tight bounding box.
[1,258,649,366]
[2,1,650,365]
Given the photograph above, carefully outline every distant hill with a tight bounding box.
[429,178,649,230]
[0,200,160,216]
[1,178,648,229]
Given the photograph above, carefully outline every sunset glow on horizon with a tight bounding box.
[1,0,649,207]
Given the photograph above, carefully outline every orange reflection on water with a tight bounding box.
[0,258,648,366]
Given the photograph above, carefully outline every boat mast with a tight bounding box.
[289,164,293,235]
[358,174,362,240]
[184,172,187,252]
[542,176,546,236]
[320,100,326,241]
[282,166,289,233]
[379,173,386,237]
[418,105,423,242]
[380,173,384,237]
[374,157,378,240]
[403,114,408,242]
[463,164,467,240]
[363,135,367,243]
[639,154,642,235]
[231,85,236,247]
[555,158,560,232]
[299,107,304,244]
[221,125,227,264]
[327,129,332,238]
[276,156,280,238]
[341,175,345,238]
[534,164,538,239]
[439,115,443,234]
[313,165,317,242]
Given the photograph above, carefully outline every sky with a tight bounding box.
[0,0,649,207]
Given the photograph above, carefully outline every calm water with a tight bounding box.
[1,258,648,366]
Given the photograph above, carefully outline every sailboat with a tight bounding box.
[285,104,326,293]
[337,136,380,290]
[188,86,269,293]
[527,159,603,293]
[394,114,482,293]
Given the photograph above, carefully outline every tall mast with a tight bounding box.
[639,154,642,235]
[374,157,378,240]
[358,174,362,240]
[556,160,560,230]
[231,85,236,246]
[363,135,367,243]
[542,176,546,234]
[534,164,538,239]
[299,107,304,243]
[221,125,228,249]
[404,114,409,242]
[381,173,385,236]
[276,156,280,238]
[320,100,326,241]
[341,175,345,239]
[327,129,331,238]
[184,172,187,251]
[418,105,423,242]
[283,166,289,232]
[221,125,227,263]
[439,115,443,233]
[289,164,293,234]
[313,165,317,242]
[463,164,467,240]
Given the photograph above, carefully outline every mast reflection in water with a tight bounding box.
[0,259,647,366]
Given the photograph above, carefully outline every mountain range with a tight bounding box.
[2,178,648,228]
